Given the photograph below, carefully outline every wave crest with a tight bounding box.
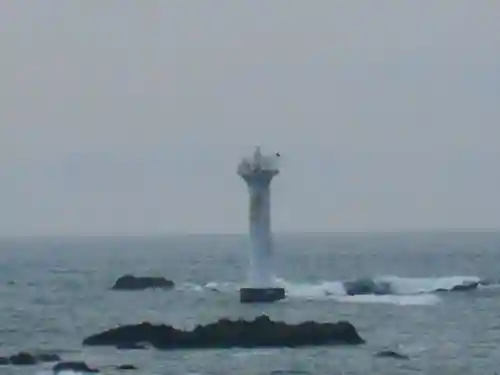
[193,275,489,306]
[343,275,481,296]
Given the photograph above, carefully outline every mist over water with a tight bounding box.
[1,232,500,374]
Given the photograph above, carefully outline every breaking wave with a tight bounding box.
[342,275,481,295]
[191,275,494,306]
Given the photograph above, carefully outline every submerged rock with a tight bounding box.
[478,278,499,286]
[435,281,479,293]
[53,361,99,373]
[111,275,174,290]
[450,281,479,291]
[83,315,364,349]
[0,352,62,366]
[375,350,410,360]
[8,352,37,365]
[116,364,138,370]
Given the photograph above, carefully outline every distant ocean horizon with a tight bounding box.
[2,227,500,239]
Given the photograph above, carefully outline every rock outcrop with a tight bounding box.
[83,315,364,349]
[438,281,479,292]
[343,278,392,296]
[8,352,37,365]
[0,352,61,366]
[111,275,174,290]
[53,361,99,373]
[116,364,138,370]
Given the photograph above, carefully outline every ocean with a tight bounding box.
[1,232,499,375]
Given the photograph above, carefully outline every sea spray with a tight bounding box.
[191,275,486,305]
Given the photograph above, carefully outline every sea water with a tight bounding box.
[0,232,499,375]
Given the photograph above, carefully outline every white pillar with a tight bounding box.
[238,147,279,288]
[247,176,273,287]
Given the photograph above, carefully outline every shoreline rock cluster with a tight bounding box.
[0,352,135,372]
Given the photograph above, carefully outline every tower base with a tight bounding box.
[239,287,286,303]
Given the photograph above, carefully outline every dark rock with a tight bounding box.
[240,287,285,303]
[435,281,479,293]
[116,364,137,370]
[0,352,60,366]
[9,352,37,365]
[479,278,499,286]
[111,275,174,290]
[343,278,392,296]
[450,281,479,291]
[375,350,410,360]
[53,361,99,373]
[37,353,61,362]
[83,314,365,349]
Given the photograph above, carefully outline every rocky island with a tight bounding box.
[111,275,175,290]
[83,315,364,349]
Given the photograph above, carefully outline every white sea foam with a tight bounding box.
[332,293,439,305]
[197,274,484,306]
[279,279,439,305]
[376,275,480,295]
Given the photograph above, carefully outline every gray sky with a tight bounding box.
[1,1,499,236]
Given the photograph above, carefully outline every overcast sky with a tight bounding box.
[0,1,499,236]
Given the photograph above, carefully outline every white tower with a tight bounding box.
[237,147,285,303]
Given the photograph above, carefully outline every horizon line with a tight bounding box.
[1,227,500,240]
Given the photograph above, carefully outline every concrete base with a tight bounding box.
[239,287,286,303]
